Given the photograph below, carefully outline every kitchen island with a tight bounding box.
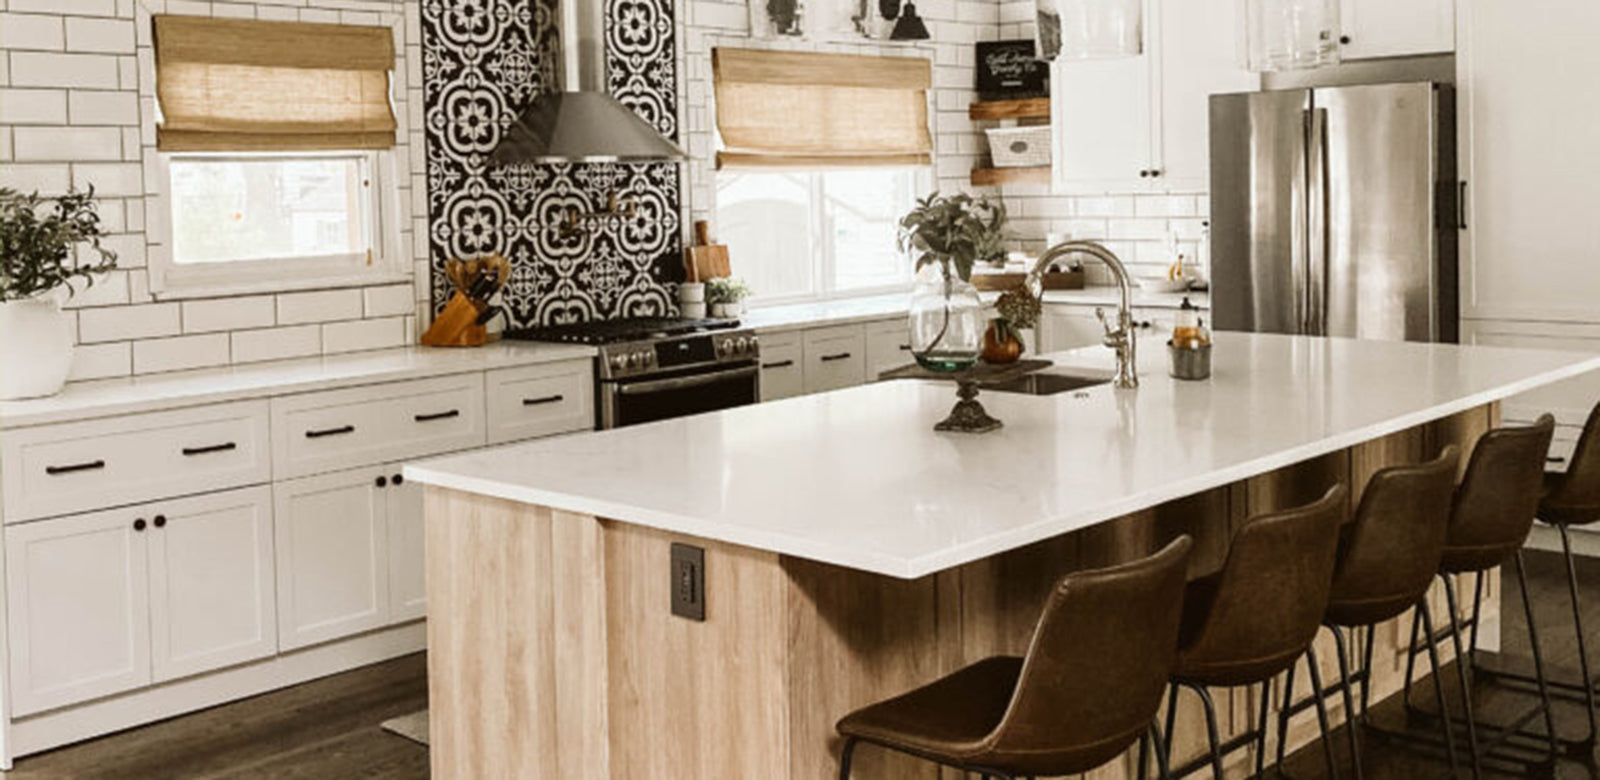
[406,332,1600,779]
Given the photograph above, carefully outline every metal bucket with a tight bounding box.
[1168,342,1212,381]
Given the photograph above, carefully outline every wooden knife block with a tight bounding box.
[421,292,488,347]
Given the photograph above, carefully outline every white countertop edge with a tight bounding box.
[1,343,599,429]
[405,351,1600,580]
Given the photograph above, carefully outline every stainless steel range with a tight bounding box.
[504,318,760,429]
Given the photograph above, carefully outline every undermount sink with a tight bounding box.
[983,371,1114,396]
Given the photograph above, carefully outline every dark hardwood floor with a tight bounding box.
[13,548,1600,779]
[10,653,429,779]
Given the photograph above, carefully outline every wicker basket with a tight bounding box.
[971,270,1085,292]
[985,126,1052,168]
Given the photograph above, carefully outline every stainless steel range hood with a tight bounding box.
[489,0,685,165]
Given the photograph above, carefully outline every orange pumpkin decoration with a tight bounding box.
[982,320,1023,364]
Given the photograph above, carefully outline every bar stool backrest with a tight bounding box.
[1329,446,1460,621]
[1543,402,1600,524]
[1175,485,1347,685]
[1448,415,1556,569]
[979,535,1193,770]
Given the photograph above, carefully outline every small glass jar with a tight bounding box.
[908,264,983,372]
[1241,0,1341,72]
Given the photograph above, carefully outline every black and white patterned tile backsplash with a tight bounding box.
[421,0,683,326]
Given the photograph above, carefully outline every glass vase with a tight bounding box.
[1037,0,1143,60]
[908,265,983,372]
[1241,0,1341,72]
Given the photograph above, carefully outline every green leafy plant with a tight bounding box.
[992,287,1042,350]
[705,277,752,305]
[0,188,118,302]
[897,192,1007,282]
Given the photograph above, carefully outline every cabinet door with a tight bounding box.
[1152,0,1260,191]
[147,486,277,683]
[1458,0,1600,322]
[802,326,868,394]
[386,466,427,623]
[273,467,391,651]
[1340,0,1454,59]
[759,333,805,402]
[6,508,151,716]
[865,320,914,380]
[1051,53,1155,192]
[1039,307,1105,353]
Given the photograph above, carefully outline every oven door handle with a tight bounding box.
[613,365,759,396]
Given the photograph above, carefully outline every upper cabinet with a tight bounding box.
[1339,0,1455,60]
[1457,0,1600,323]
[1052,0,1258,194]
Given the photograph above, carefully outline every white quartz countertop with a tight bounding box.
[742,289,1210,334]
[0,342,597,428]
[406,333,1600,579]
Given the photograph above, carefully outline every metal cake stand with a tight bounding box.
[878,359,1052,434]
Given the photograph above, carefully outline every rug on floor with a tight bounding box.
[381,709,429,746]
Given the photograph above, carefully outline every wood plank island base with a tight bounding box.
[408,334,1600,779]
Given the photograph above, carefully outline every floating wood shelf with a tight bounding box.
[969,97,1051,121]
[971,166,1050,187]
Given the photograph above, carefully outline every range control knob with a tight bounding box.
[736,337,750,354]
[721,338,735,355]
[610,354,628,373]
[630,351,648,369]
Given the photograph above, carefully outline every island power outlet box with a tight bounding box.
[670,543,706,621]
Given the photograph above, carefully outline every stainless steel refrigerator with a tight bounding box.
[1209,82,1459,342]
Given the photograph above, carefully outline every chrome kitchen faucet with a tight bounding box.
[1025,240,1140,390]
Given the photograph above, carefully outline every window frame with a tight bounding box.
[146,149,409,300]
[717,166,931,307]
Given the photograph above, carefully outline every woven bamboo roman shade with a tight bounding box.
[154,16,397,152]
[713,48,933,170]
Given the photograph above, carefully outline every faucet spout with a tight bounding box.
[1025,240,1139,389]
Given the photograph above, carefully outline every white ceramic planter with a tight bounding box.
[710,302,740,318]
[0,296,76,400]
[678,282,706,303]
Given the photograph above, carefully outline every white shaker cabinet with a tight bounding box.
[385,467,427,623]
[802,325,868,394]
[866,320,914,379]
[1051,54,1153,192]
[273,467,391,651]
[5,508,151,716]
[1150,0,1260,190]
[759,333,805,402]
[1457,0,1600,323]
[1339,0,1454,60]
[147,487,276,683]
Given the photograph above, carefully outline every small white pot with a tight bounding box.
[680,302,707,319]
[678,283,706,303]
[710,302,739,319]
[0,296,76,400]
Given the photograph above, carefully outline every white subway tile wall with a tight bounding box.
[1,0,427,382]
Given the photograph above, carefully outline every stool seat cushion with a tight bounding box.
[836,656,1020,762]
[1541,471,1600,527]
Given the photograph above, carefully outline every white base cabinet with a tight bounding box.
[273,467,392,652]
[802,326,868,394]
[759,333,804,402]
[386,469,427,623]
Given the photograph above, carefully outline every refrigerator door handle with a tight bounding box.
[1292,110,1310,334]
[1307,107,1330,337]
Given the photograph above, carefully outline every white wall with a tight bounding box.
[0,0,429,381]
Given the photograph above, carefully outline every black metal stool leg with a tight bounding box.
[1361,625,1375,720]
[1305,645,1342,780]
[1419,600,1465,778]
[838,736,857,780]
[1443,575,1484,778]
[1191,683,1228,780]
[1151,722,1174,780]
[1558,523,1600,748]
[1163,683,1180,768]
[1276,661,1299,769]
[1404,607,1423,715]
[1332,626,1364,780]
[1139,727,1153,780]
[1255,679,1272,777]
[1514,550,1561,767]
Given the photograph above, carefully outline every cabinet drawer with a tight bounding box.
[866,320,914,380]
[272,374,487,480]
[802,326,867,394]
[486,360,594,445]
[759,333,804,402]
[2,401,270,523]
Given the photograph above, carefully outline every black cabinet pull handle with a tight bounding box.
[414,409,461,423]
[522,395,564,406]
[306,425,355,439]
[133,518,146,532]
[376,476,388,488]
[820,353,852,362]
[898,344,912,351]
[153,515,167,528]
[393,474,404,485]
[182,442,237,457]
[762,359,795,369]
[46,460,105,476]
[1549,456,1568,464]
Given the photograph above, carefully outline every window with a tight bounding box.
[716,168,923,303]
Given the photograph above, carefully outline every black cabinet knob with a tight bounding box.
[1138,170,1150,178]
[393,474,404,485]
[1150,169,1162,178]
[1339,35,1351,44]
[133,518,146,532]
[153,515,167,528]
[376,476,388,488]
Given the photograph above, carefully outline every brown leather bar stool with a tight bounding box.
[1395,415,1559,776]
[1522,401,1600,750]
[1163,485,1348,780]
[835,536,1194,780]
[1277,447,1461,780]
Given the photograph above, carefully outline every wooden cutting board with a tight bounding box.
[684,220,730,281]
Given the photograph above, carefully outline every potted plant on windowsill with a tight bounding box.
[706,277,752,319]
[900,193,1006,372]
[0,188,118,400]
